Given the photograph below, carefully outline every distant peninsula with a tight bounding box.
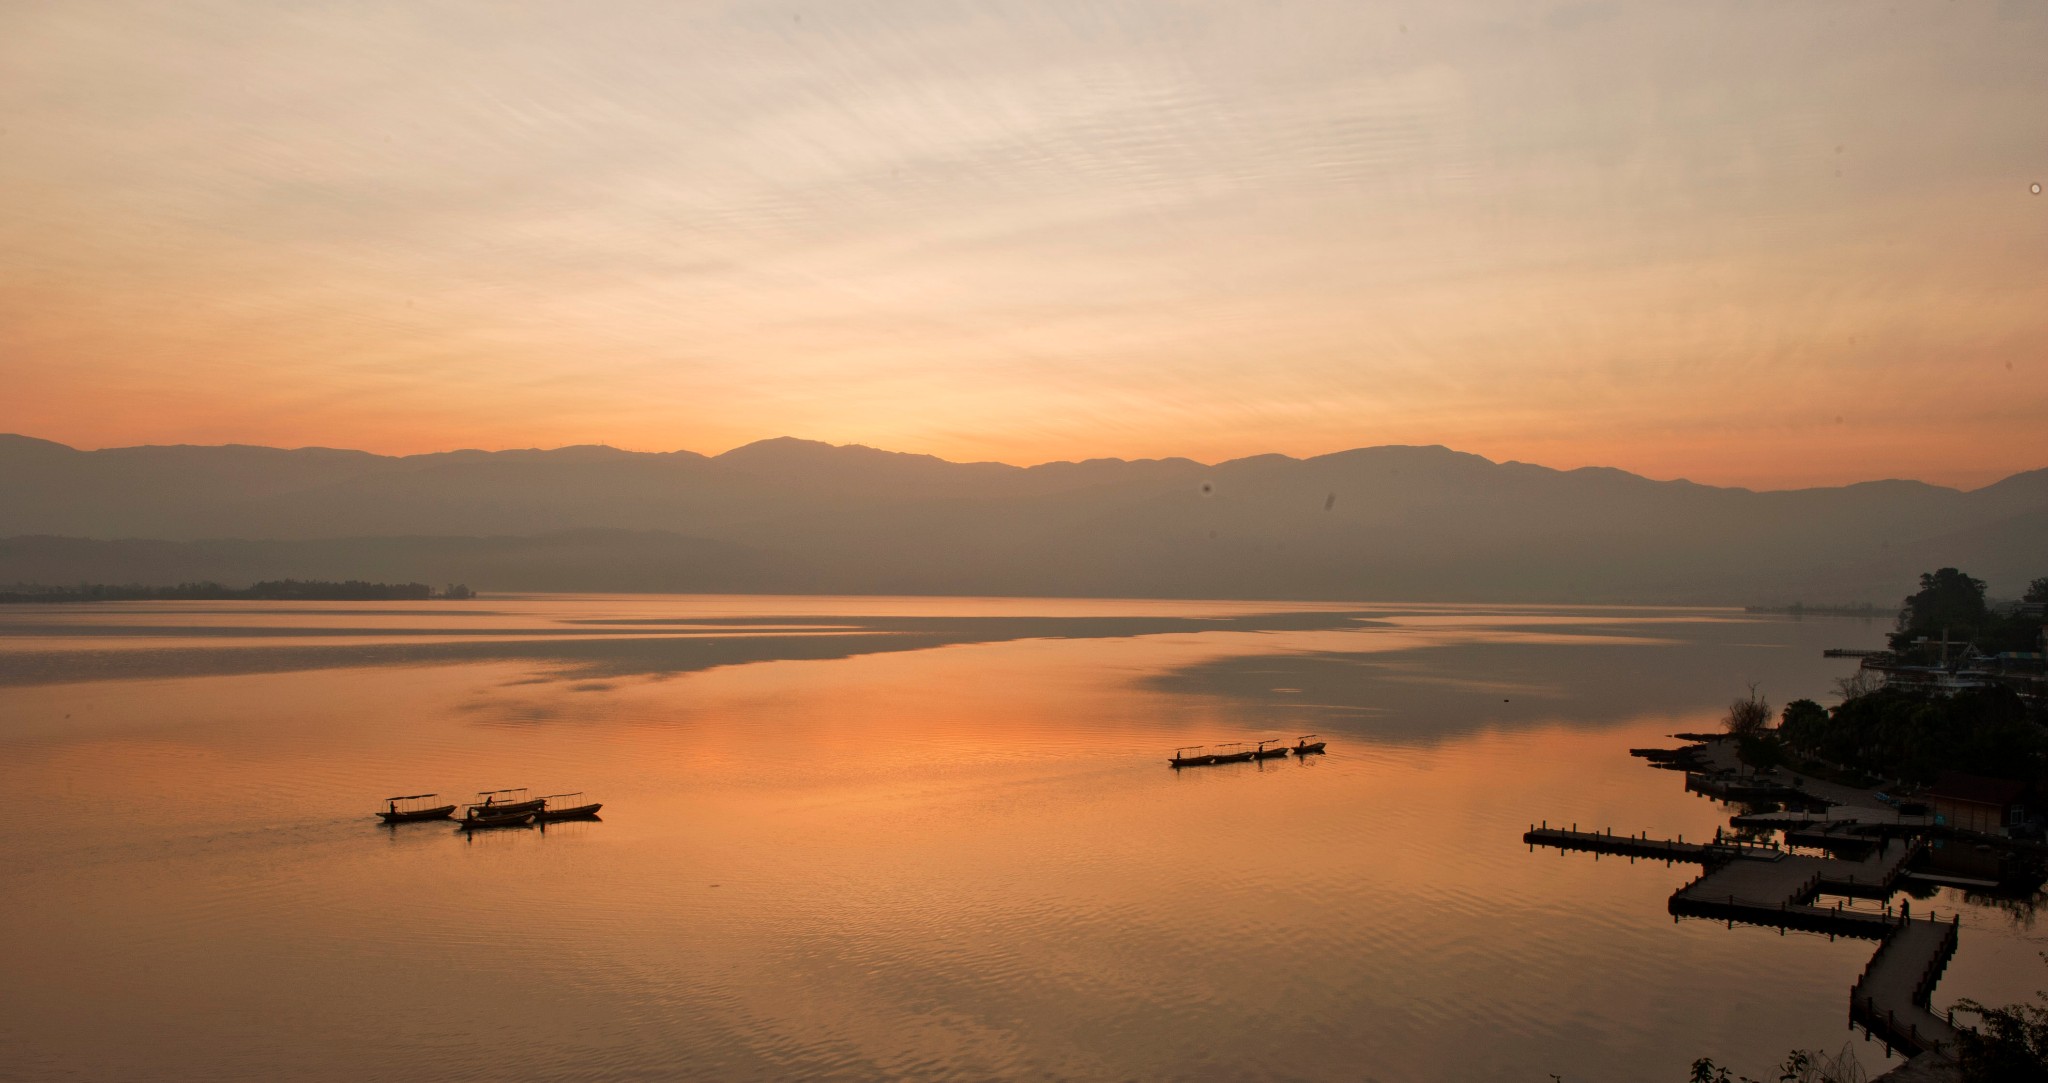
[0,579,475,603]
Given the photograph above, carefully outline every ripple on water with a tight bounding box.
[1,600,2033,1083]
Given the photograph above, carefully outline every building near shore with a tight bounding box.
[1923,771,2034,834]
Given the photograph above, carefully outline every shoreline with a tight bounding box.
[1530,729,2048,1081]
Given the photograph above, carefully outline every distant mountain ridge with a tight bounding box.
[2,434,2042,604]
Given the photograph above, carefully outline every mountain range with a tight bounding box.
[2,433,2042,604]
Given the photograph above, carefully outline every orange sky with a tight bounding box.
[2,3,2044,490]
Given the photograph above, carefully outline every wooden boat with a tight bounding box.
[535,793,603,821]
[1294,735,1326,755]
[1252,740,1291,760]
[458,809,535,830]
[467,787,545,817]
[1169,747,1218,768]
[467,799,544,816]
[378,793,457,823]
[1210,744,1256,764]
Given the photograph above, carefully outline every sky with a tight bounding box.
[2,1,2044,490]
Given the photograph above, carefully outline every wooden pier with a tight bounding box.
[1672,833,1920,911]
[1523,825,1713,863]
[1525,824,1920,928]
[1527,822,1962,1060]
[1783,820,1880,856]
[1683,772,1813,804]
[1852,916,1961,1057]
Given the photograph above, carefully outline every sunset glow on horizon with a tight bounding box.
[3,2,2044,490]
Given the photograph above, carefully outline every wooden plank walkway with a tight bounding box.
[1670,834,1920,916]
[1852,916,1961,1058]
[1522,825,1713,863]
[1784,820,1879,855]
[1684,773,1810,803]
[1528,822,1962,1059]
[1525,825,1919,935]
[1871,1050,1962,1082]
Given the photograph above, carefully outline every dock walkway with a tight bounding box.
[1853,916,1961,1057]
[1689,738,1933,827]
[1784,820,1880,854]
[1523,825,1713,863]
[1671,833,1920,915]
[1527,823,1961,1058]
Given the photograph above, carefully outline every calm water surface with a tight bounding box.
[1,596,2040,1082]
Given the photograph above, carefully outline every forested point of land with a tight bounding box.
[0,580,474,602]
[1724,566,2048,791]
[1776,686,2045,786]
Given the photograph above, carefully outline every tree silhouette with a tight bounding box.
[1891,567,1988,650]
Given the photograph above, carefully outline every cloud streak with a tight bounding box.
[2,1,2043,487]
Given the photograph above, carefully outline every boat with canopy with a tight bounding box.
[466,787,545,817]
[377,793,457,823]
[457,809,536,830]
[534,792,603,821]
[1208,742,1256,764]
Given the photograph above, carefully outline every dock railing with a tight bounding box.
[1528,815,1963,1055]
[1848,913,1961,1057]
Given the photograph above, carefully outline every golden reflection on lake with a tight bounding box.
[1,597,2039,1082]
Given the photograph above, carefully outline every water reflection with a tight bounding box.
[1958,889,2048,932]
[1,597,2041,1082]
[0,602,1375,688]
[1145,614,1865,744]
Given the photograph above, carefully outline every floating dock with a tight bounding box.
[1683,772,1816,804]
[1523,825,1713,863]
[1526,823,1961,1058]
[1852,917,1960,1058]
[1783,820,1881,856]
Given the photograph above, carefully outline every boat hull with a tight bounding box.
[459,811,536,830]
[378,804,456,823]
[467,799,545,817]
[536,803,603,821]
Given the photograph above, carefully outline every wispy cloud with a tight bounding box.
[2,1,2042,486]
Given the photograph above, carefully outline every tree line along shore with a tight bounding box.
[1692,570,2048,1083]
[1727,567,2047,793]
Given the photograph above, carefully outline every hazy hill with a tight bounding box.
[1,433,2041,603]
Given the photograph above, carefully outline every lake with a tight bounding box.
[1,596,2039,1082]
